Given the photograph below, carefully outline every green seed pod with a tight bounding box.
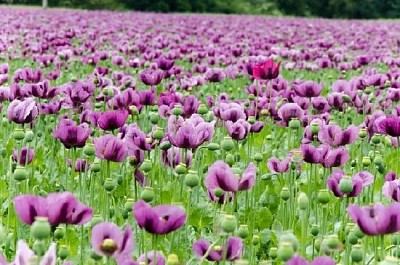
[248,94,255,101]
[150,112,159,124]
[326,235,339,249]
[122,209,129,219]
[124,198,135,212]
[374,155,383,166]
[221,137,235,151]
[172,106,183,116]
[297,192,309,210]
[280,187,290,201]
[152,127,164,140]
[207,143,220,151]
[31,217,51,241]
[198,104,208,115]
[32,240,46,257]
[205,111,214,122]
[288,118,301,129]
[339,176,353,194]
[277,242,294,262]
[166,254,180,265]
[311,122,320,135]
[91,160,101,173]
[140,159,152,173]
[347,232,358,245]
[237,224,249,239]
[314,238,322,252]
[350,244,364,263]
[13,128,25,141]
[359,128,367,138]
[248,116,256,125]
[140,186,155,202]
[175,163,187,175]
[269,247,278,259]
[129,106,139,116]
[58,245,69,260]
[94,102,103,110]
[310,225,319,237]
[14,166,27,181]
[317,189,330,204]
[160,141,172,151]
[342,94,351,103]
[214,188,224,198]
[221,215,237,233]
[252,235,260,245]
[83,143,96,157]
[54,226,65,240]
[104,178,116,192]
[185,170,199,188]
[24,130,34,143]
[225,154,235,166]
[371,134,381,144]
[254,153,263,163]
[280,232,298,252]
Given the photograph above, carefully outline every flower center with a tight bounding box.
[100,238,118,256]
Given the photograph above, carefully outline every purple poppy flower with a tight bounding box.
[287,254,335,265]
[267,157,290,173]
[14,192,92,226]
[193,237,243,261]
[94,135,128,162]
[327,170,363,197]
[54,119,91,149]
[7,98,39,124]
[277,103,304,123]
[300,144,329,164]
[385,172,398,182]
[347,203,400,236]
[139,69,164,86]
[322,147,350,168]
[91,222,134,259]
[378,115,400,137]
[161,147,192,168]
[252,59,281,80]
[225,119,251,141]
[293,81,323,98]
[318,124,359,147]
[218,102,246,122]
[353,171,374,186]
[4,240,57,265]
[205,68,226,83]
[139,88,157,106]
[67,158,89,172]
[383,180,400,202]
[124,125,152,151]
[64,80,95,107]
[12,147,35,166]
[167,115,215,149]
[251,121,264,133]
[96,109,129,131]
[157,57,174,71]
[137,251,166,265]
[133,200,186,235]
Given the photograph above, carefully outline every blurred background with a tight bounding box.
[1,0,400,19]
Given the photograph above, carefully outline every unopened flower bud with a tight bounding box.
[198,104,208,115]
[348,232,358,245]
[14,128,25,141]
[160,141,172,151]
[237,225,249,239]
[175,163,187,175]
[58,245,69,260]
[248,116,256,125]
[311,225,319,237]
[280,187,290,201]
[225,154,235,166]
[91,160,101,173]
[207,143,220,151]
[14,166,27,181]
[54,226,65,240]
[140,159,152,173]
[140,186,155,202]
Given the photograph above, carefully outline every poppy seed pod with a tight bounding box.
[140,187,155,202]
[221,214,237,233]
[58,245,69,260]
[277,242,294,262]
[31,217,51,241]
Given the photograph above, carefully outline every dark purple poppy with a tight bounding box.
[322,147,350,168]
[347,203,400,236]
[205,68,226,83]
[12,147,35,166]
[93,135,128,162]
[378,115,400,137]
[96,109,128,131]
[133,200,186,235]
[300,144,329,164]
[193,237,243,261]
[157,57,174,71]
[293,81,323,98]
[139,87,157,106]
[67,158,89,172]
[139,69,163,86]
[54,119,91,149]
[225,119,251,141]
[318,124,359,147]
[64,80,95,106]
[385,172,398,182]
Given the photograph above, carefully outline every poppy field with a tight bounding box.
[2,7,400,265]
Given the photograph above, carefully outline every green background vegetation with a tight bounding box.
[2,0,400,18]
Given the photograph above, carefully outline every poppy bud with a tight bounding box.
[280,187,290,201]
[214,188,224,198]
[207,143,220,151]
[152,127,164,140]
[31,217,51,241]
[124,198,135,211]
[280,232,298,251]
[150,112,159,124]
[343,94,351,103]
[326,235,339,249]
[151,105,158,112]
[221,215,237,233]
[198,104,208,115]
[362,156,371,167]
[359,128,367,138]
[289,118,301,129]
[103,88,114,97]
[13,128,25,141]
[297,192,309,210]
[175,163,187,175]
[221,137,234,151]
[14,166,27,181]
[91,160,101,173]
[54,226,65,240]
[24,130,34,142]
[371,134,381,144]
[277,242,294,262]
[248,94,255,101]
[58,245,69,260]
[104,178,116,192]
[185,170,199,188]
[140,186,155,202]
[252,235,260,245]
[33,241,46,257]
[166,254,179,265]
[172,106,183,116]
[350,244,364,263]
[374,155,383,166]
[339,176,353,194]
[160,141,172,151]
[260,109,269,116]
[225,154,235,166]
[140,159,152,173]
[317,189,330,204]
